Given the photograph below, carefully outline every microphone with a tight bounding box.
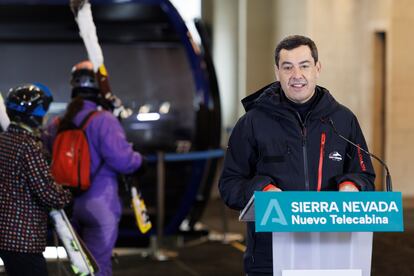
[326,118,392,192]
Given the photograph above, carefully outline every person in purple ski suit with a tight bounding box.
[45,60,143,276]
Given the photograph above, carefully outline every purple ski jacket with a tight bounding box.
[45,100,142,215]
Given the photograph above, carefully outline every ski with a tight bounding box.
[0,93,10,131]
[131,186,152,234]
[50,209,99,275]
[69,0,130,118]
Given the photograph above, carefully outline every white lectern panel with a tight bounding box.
[282,269,361,276]
[272,232,372,276]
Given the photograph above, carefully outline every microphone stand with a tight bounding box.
[327,118,392,192]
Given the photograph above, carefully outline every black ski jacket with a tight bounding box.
[219,82,375,274]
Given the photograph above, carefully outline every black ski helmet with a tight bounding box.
[70,60,100,100]
[6,83,53,128]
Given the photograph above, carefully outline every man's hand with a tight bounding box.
[263,184,282,192]
[339,181,359,192]
[265,186,282,192]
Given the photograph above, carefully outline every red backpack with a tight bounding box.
[51,111,98,191]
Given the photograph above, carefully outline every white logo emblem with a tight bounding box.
[260,199,288,226]
[329,151,342,162]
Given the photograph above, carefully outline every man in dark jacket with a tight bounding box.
[219,35,375,275]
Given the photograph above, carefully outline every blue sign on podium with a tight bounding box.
[254,191,404,232]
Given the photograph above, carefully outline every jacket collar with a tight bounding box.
[8,122,41,139]
[83,99,98,110]
[241,81,339,121]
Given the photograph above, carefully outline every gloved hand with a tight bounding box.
[339,181,359,192]
[263,184,282,192]
[134,156,148,178]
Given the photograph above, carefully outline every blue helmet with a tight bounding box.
[6,83,53,128]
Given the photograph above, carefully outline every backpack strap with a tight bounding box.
[79,110,99,130]
[79,110,104,183]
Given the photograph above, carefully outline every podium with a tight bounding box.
[240,192,404,276]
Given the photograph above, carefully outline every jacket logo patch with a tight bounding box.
[328,151,342,162]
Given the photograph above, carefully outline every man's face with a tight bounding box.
[275,45,321,104]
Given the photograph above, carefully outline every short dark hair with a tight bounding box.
[274,35,318,67]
